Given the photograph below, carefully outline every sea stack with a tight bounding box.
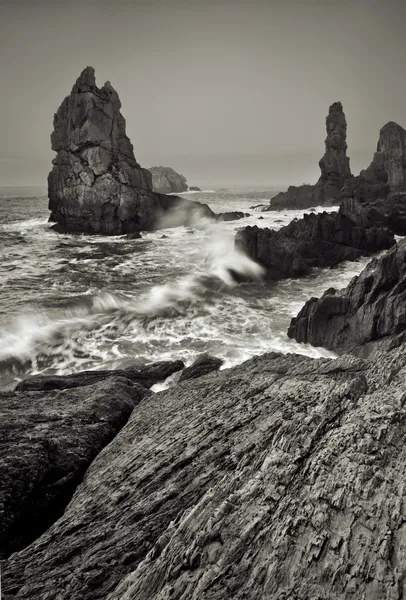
[268,101,352,210]
[48,67,214,234]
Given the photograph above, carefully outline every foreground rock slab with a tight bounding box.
[15,359,184,392]
[4,347,406,599]
[0,377,145,559]
[288,237,406,357]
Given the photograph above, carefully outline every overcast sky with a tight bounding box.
[0,0,405,188]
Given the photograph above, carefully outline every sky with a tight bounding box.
[0,0,405,189]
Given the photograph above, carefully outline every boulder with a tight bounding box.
[48,68,215,235]
[149,166,188,194]
[189,186,201,192]
[288,237,406,357]
[0,377,145,559]
[4,347,406,598]
[215,211,249,222]
[179,354,223,382]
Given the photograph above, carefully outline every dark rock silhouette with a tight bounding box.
[288,238,406,357]
[15,360,184,392]
[236,203,394,281]
[48,67,215,234]
[4,347,406,598]
[189,186,201,191]
[179,354,223,382]
[149,166,188,194]
[268,102,352,210]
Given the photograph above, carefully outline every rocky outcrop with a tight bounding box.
[4,346,406,598]
[215,211,249,222]
[339,122,406,213]
[149,166,188,194]
[236,205,394,281]
[0,377,146,559]
[267,102,352,210]
[15,359,184,392]
[47,67,215,235]
[189,186,201,192]
[288,238,406,357]
[178,354,223,382]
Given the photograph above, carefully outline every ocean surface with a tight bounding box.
[0,189,372,390]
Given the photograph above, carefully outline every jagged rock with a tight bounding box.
[127,231,141,239]
[15,360,185,392]
[236,207,394,281]
[267,102,352,210]
[189,186,201,192]
[149,167,188,194]
[0,377,145,559]
[47,68,215,235]
[340,122,406,204]
[4,347,406,599]
[288,238,406,357]
[179,354,223,382]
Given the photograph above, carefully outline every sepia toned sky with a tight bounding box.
[0,0,405,188]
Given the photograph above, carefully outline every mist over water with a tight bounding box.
[0,190,370,390]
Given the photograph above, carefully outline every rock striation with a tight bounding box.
[47,68,215,234]
[4,346,406,598]
[149,166,188,194]
[268,102,352,210]
[288,237,406,357]
[236,200,394,281]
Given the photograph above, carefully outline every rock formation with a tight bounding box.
[149,166,188,194]
[4,345,406,598]
[189,186,201,192]
[288,237,406,357]
[267,102,352,210]
[236,201,394,281]
[47,67,214,234]
[178,354,223,382]
[340,122,406,208]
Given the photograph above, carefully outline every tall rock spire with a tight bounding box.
[318,101,351,186]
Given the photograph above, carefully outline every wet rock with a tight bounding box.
[288,237,406,357]
[189,186,201,191]
[15,360,185,392]
[127,231,141,239]
[258,215,264,219]
[48,67,215,235]
[179,354,223,382]
[0,377,145,559]
[149,166,188,194]
[215,211,249,222]
[236,208,394,281]
[4,347,406,599]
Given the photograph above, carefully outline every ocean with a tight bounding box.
[0,189,372,390]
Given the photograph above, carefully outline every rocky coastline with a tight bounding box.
[148,166,188,194]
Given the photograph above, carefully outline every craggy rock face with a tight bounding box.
[4,347,406,599]
[288,237,406,357]
[48,66,165,234]
[268,101,352,210]
[149,166,188,194]
[318,101,352,187]
[236,206,394,281]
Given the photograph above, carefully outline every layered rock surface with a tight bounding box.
[4,347,406,599]
[236,200,394,281]
[268,102,352,210]
[0,377,146,559]
[149,166,188,194]
[48,68,214,234]
[288,237,406,357]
